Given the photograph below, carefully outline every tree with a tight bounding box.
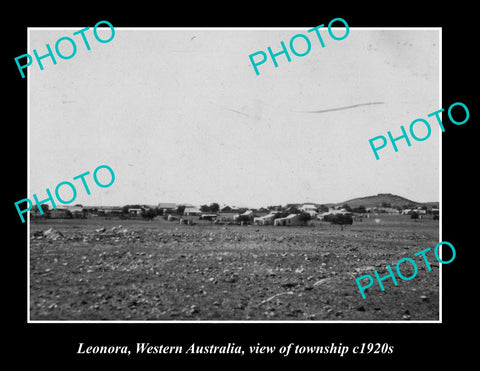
[318,204,329,213]
[141,208,157,220]
[324,214,353,231]
[341,204,352,212]
[267,205,282,211]
[236,214,251,224]
[298,212,312,223]
[209,203,220,213]
[32,204,49,213]
[122,204,142,214]
[176,205,186,215]
[284,205,301,215]
[200,204,210,213]
[410,211,419,221]
[352,205,366,213]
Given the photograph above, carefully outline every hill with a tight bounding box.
[334,193,438,209]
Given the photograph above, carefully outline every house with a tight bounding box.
[128,208,143,215]
[375,207,400,214]
[235,210,255,224]
[217,212,240,222]
[98,206,123,216]
[300,204,318,216]
[216,205,241,222]
[254,213,277,225]
[274,214,305,226]
[415,207,427,215]
[157,203,177,214]
[241,210,255,218]
[317,208,351,220]
[65,205,86,218]
[257,207,270,214]
[184,206,201,216]
[200,213,217,221]
[220,205,241,213]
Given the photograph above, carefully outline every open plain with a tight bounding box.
[29,215,439,321]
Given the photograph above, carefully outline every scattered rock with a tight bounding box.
[313,277,331,286]
[188,305,199,314]
[295,266,305,274]
[43,228,64,241]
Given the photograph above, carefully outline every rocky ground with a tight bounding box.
[29,216,440,321]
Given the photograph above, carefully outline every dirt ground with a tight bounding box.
[29,215,440,321]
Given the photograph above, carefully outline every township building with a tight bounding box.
[300,204,318,217]
[253,213,277,225]
[274,214,304,226]
[183,206,202,216]
[157,203,177,214]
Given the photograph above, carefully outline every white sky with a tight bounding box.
[29,27,440,208]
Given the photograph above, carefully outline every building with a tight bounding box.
[274,214,305,226]
[372,207,400,214]
[253,213,277,225]
[220,205,241,213]
[200,213,217,221]
[415,207,427,215]
[216,205,241,222]
[97,206,123,216]
[128,208,143,215]
[240,210,254,218]
[317,208,352,220]
[184,206,201,216]
[300,204,318,216]
[65,205,86,218]
[217,212,240,222]
[157,203,177,214]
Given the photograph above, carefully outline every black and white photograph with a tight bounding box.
[27,26,440,322]
[6,5,475,365]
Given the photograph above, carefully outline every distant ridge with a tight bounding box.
[333,193,439,209]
